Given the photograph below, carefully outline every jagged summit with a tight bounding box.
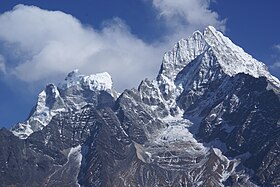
[159,26,280,88]
[3,26,280,186]
[59,69,113,91]
[203,26,278,83]
[154,26,280,116]
[11,70,117,139]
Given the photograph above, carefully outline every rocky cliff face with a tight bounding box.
[1,26,279,187]
[11,70,118,139]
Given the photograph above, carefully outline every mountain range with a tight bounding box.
[1,26,280,187]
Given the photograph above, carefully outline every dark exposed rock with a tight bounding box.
[1,26,280,186]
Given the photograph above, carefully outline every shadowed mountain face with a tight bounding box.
[1,26,279,187]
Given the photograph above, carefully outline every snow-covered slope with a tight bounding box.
[3,26,280,186]
[11,70,118,139]
[160,26,279,84]
[152,26,280,116]
[59,69,113,92]
[203,26,280,86]
[137,26,280,186]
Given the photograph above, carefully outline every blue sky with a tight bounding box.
[0,0,280,128]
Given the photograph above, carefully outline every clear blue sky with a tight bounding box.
[0,0,280,128]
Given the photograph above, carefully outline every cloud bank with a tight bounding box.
[152,0,225,42]
[0,1,225,91]
[0,5,162,90]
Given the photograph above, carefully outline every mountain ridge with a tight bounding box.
[3,26,280,186]
[11,69,118,138]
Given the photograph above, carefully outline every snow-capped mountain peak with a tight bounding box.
[3,26,280,186]
[160,26,279,85]
[59,69,82,89]
[11,70,116,139]
[159,29,210,82]
[143,25,280,122]
[82,72,113,91]
[59,69,113,92]
[156,26,280,105]
[204,26,269,78]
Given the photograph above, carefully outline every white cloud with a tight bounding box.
[0,3,225,91]
[0,54,6,74]
[270,45,280,71]
[270,62,280,69]
[0,5,164,90]
[274,44,280,52]
[151,0,226,42]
